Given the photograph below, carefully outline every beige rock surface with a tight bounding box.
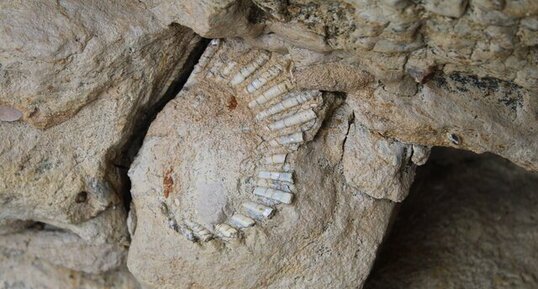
[347,72,538,171]
[140,0,260,38]
[0,0,536,288]
[0,3,202,230]
[127,39,415,288]
[147,0,538,91]
[1,0,181,128]
[0,229,125,274]
[144,0,538,172]
[343,124,417,202]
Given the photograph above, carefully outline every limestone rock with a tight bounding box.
[1,0,536,287]
[347,73,538,171]
[291,52,536,171]
[127,39,409,288]
[422,0,469,18]
[0,219,33,236]
[143,0,538,172]
[0,2,203,285]
[343,124,416,202]
[145,0,538,92]
[0,255,141,289]
[0,4,202,238]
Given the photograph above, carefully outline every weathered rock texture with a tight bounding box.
[365,148,538,289]
[127,39,417,288]
[0,1,201,229]
[0,255,141,289]
[158,0,538,91]
[0,0,202,285]
[1,0,194,128]
[144,0,538,171]
[1,0,537,288]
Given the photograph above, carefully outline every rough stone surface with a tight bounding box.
[347,72,538,171]
[0,1,202,231]
[127,39,415,289]
[140,0,260,38]
[0,229,125,274]
[0,256,141,289]
[365,148,538,289]
[0,0,202,286]
[148,0,538,91]
[0,0,537,288]
[145,0,538,172]
[1,0,188,128]
[343,124,417,202]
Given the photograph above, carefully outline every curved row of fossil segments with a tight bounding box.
[160,39,327,242]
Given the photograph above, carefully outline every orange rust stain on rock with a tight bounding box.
[227,96,238,111]
[163,168,174,198]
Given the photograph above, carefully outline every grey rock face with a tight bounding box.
[343,124,416,202]
[366,148,538,289]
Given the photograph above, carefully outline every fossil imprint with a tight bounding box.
[161,40,328,242]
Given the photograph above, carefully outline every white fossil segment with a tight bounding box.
[268,109,317,131]
[263,154,287,165]
[253,187,294,204]
[222,61,237,76]
[169,218,196,242]
[185,220,213,241]
[242,201,275,219]
[258,171,294,183]
[256,178,295,193]
[248,81,291,108]
[230,53,270,86]
[230,214,255,228]
[256,92,316,120]
[269,132,304,146]
[179,226,196,242]
[207,60,224,78]
[167,218,177,230]
[215,223,239,238]
[192,39,220,75]
[282,163,293,172]
[245,64,283,93]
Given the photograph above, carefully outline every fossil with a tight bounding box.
[242,201,275,219]
[215,223,239,238]
[253,187,294,204]
[248,81,293,108]
[262,154,287,165]
[230,52,270,86]
[255,91,316,121]
[158,39,328,242]
[246,64,285,93]
[230,214,256,228]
